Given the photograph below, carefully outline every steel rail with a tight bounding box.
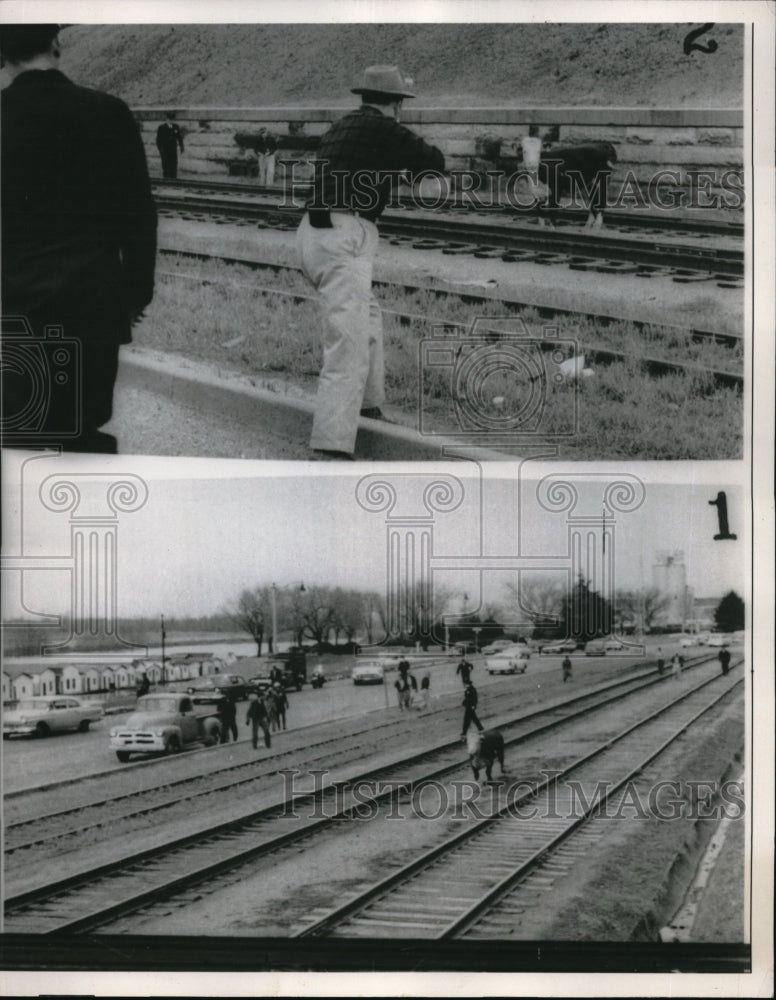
[3,653,717,931]
[155,267,743,389]
[154,194,743,277]
[156,245,742,348]
[151,178,744,239]
[293,664,742,939]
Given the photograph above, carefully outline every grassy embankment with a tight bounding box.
[134,253,743,460]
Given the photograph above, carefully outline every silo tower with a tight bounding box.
[652,550,688,627]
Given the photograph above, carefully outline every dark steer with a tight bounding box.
[539,141,618,227]
[467,729,505,782]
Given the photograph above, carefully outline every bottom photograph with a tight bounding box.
[0,452,751,976]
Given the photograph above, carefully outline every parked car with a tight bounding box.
[483,639,513,656]
[604,639,628,652]
[679,635,699,647]
[487,646,530,675]
[3,696,104,738]
[540,640,578,654]
[584,639,608,656]
[707,634,730,647]
[351,660,385,685]
[186,673,252,701]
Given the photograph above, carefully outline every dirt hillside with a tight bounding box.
[13,22,743,108]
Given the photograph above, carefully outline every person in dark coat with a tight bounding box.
[246,693,271,749]
[271,681,288,731]
[155,116,185,179]
[1,25,157,453]
[456,657,474,685]
[461,680,484,738]
[718,647,731,675]
[218,695,238,743]
[561,656,573,682]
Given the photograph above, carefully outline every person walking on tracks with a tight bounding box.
[718,646,731,675]
[218,695,238,743]
[296,64,445,460]
[562,656,573,683]
[155,115,184,179]
[461,680,484,738]
[1,24,157,454]
[671,652,683,681]
[246,692,271,749]
[456,657,474,685]
[271,681,289,731]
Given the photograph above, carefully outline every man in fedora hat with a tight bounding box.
[296,64,445,460]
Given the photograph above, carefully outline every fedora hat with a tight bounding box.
[351,64,416,99]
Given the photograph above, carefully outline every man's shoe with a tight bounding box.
[311,449,355,461]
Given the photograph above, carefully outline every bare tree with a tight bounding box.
[502,574,565,630]
[616,587,673,633]
[331,588,365,644]
[225,587,272,656]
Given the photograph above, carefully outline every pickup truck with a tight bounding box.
[110,693,222,762]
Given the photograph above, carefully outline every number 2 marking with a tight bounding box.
[709,491,737,540]
[683,23,718,56]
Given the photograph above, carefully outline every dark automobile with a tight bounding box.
[186,673,252,701]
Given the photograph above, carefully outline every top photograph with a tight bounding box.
[0,21,746,462]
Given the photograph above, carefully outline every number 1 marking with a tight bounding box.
[709,491,737,540]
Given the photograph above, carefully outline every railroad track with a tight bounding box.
[153,190,743,280]
[4,653,735,934]
[294,669,743,940]
[156,248,743,389]
[152,177,744,240]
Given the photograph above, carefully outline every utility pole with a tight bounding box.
[161,614,166,685]
[271,584,278,655]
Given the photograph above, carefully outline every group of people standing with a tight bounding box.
[394,658,430,711]
[213,681,289,750]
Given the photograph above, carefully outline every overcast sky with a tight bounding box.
[2,454,746,623]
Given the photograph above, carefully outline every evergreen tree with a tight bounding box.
[714,591,744,633]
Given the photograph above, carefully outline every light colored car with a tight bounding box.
[541,640,578,654]
[351,660,386,685]
[3,696,104,738]
[483,639,514,656]
[487,646,530,675]
[707,634,729,647]
[679,635,699,647]
[604,639,628,652]
[584,639,608,656]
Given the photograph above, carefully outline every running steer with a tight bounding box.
[467,729,505,782]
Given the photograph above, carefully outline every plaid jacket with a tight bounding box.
[309,105,445,220]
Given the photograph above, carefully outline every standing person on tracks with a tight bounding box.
[271,681,288,731]
[218,694,239,743]
[246,692,271,749]
[156,114,185,179]
[456,656,474,686]
[1,24,157,454]
[461,679,484,740]
[296,64,445,460]
[718,646,731,675]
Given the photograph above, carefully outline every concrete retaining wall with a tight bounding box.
[136,106,743,194]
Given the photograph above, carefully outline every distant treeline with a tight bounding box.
[2,614,239,658]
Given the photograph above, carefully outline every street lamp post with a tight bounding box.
[161,614,166,685]
[271,584,278,655]
[473,627,482,653]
